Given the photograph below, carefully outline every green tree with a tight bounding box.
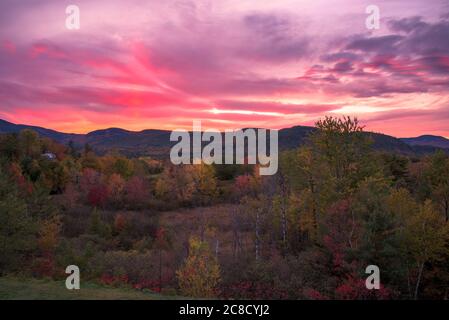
[352,177,403,286]
[425,151,449,222]
[18,129,42,159]
[311,116,376,193]
[89,208,111,239]
[401,200,449,299]
[113,157,134,179]
[284,117,380,242]
[0,168,37,273]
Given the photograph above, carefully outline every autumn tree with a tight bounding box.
[123,176,149,208]
[190,164,218,204]
[61,183,79,210]
[401,200,449,299]
[234,173,261,199]
[18,129,42,159]
[311,116,376,193]
[113,157,134,179]
[38,216,61,254]
[176,236,220,298]
[102,155,134,179]
[0,133,20,161]
[87,183,109,207]
[35,215,61,276]
[89,208,112,239]
[424,151,449,222]
[154,227,172,292]
[80,149,102,171]
[155,163,218,206]
[107,173,125,207]
[80,168,101,189]
[155,165,195,205]
[288,147,335,241]
[282,117,381,242]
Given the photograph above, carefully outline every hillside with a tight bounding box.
[0,119,82,143]
[0,118,446,157]
[401,135,449,149]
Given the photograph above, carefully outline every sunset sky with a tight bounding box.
[0,0,448,137]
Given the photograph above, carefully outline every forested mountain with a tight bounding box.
[1,118,447,157]
[401,135,449,149]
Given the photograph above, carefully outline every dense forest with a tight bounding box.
[1,116,448,299]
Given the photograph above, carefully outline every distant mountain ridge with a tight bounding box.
[0,118,82,142]
[0,118,447,158]
[400,135,449,149]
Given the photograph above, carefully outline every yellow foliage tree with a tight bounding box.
[190,164,217,203]
[176,236,220,298]
[156,164,217,205]
[402,200,449,299]
[38,216,61,254]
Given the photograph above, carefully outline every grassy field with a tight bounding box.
[159,204,253,257]
[0,277,181,300]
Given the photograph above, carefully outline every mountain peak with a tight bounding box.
[400,135,449,149]
[87,127,132,136]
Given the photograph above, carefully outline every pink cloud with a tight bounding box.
[0,0,448,138]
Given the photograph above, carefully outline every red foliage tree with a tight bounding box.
[234,174,260,198]
[80,168,101,188]
[335,273,392,300]
[8,163,33,195]
[322,199,361,273]
[114,213,127,234]
[87,184,109,207]
[124,176,149,207]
